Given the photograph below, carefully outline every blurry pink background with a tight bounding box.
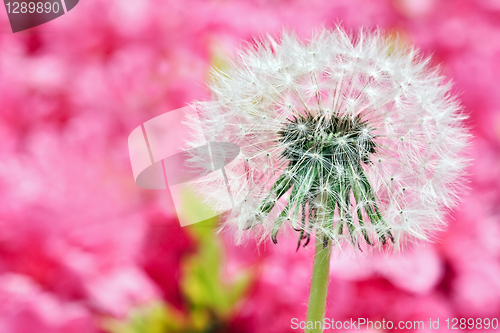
[1,0,500,332]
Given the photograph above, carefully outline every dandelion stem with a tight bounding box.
[305,229,331,333]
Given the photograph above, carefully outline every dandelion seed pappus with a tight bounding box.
[185,26,469,252]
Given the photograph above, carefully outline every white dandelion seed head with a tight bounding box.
[187,26,469,252]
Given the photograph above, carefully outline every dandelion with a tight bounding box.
[186,26,468,332]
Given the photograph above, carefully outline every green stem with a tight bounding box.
[305,230,332,333]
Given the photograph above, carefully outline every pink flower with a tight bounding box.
[0,273,95,333]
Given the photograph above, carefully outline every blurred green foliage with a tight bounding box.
[102,189,253,333]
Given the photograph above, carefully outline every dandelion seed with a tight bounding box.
[188,26,468,253]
